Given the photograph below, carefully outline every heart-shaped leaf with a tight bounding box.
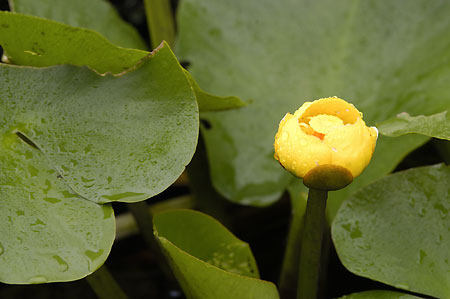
[0,140,115,284]
[154,209,279,299]
[176,0,450,214]
[378,110,450,140]
[1,43,199,203]
[332,164,450,298]
[0,41,199,283]
[10,0,147,50]
[0,11,245,111]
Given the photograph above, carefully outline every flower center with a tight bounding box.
[300,114,344,140]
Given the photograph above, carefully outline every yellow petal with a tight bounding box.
[274,97,377,183]
[324,118,375,177]
[274,115,331,177]
[298,96,361,124]
[309,114,344,135]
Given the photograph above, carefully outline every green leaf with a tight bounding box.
[339,290,423,299]
[326,134,429,221]
[0,141,115,283]
[332,164,450,298]
[378,111,450,140]
[153,209,279,299]
[0,42,199,204]
[10,0,147,50]
[0,11,148,75]
[177,0,450,208]
[0,11,243,112]
[184,69,247,111]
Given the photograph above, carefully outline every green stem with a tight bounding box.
[128,201,158,250]
[279,192,307,299]
[297,188,328,299]
[86,265,128,299]
[128,201,174,280]
[144,0,176,48]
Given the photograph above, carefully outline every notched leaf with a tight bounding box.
[0,42,199,204]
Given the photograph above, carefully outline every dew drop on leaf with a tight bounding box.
[53,255,69,272]
[28,275,48,284]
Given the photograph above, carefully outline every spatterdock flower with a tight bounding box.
[274,97,377,189]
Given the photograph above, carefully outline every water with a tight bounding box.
[53,255,69,272]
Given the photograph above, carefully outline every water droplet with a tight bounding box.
[100,192,145,201]
[85,249,104,261]
[350,227,362,239]
[28,275,48,284]
[28,165,39,177]
[341,223,362,239]
[81,176,95,183]
[418,250,427,264]
[418,207,426,217]
[102,206,113,219]
[395,283,410,290]
[16,210,25,216]
[58,142,67,152]
[0,242,4,255]
[29,219,46,229]
[43,197,61,204]
[357,243,371,250]
[61,191,77,198]
[433,203,448,218]
[84,144,92,154]
[53,255,69,272]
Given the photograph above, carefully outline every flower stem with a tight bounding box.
[86,265,128,299]
[278,189,307,299]
[128,201,174,280]
[296,188,328,299]
[144,0,176,48]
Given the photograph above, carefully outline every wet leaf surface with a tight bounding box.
[177,0,450,216]
[332,164,450,298]
[154,209,279,299]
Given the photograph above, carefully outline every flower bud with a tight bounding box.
[274,97,377,189]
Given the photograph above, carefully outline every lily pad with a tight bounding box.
[0,42,199,203]
[332,164,450,298]
[0,11,245,112]
[0,140,115,283]
[378,110,450,140]
[176,0,450,211]
[183,69,247,111]
[0,11,148,75]
[154,209,279,299]
[10,0,147,50]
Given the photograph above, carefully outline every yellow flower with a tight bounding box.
[274,97,377,182]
